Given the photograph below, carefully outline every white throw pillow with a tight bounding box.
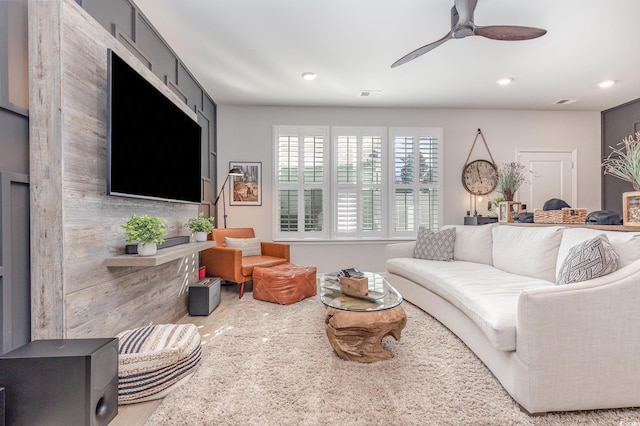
[224,237,262,257]
[557,234,619,285]
[443,224,494,265]
[413,226,456,261]
[492,225,564,282]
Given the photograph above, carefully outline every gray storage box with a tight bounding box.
[189,277,221,316]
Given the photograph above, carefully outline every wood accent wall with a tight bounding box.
[29,0,201,339]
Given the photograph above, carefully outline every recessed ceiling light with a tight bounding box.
[496,77,513,86]
[597,80,616,88]
[301,72,317,81]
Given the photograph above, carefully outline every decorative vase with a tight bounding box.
[502,189,514,202]
[194,231,207,242]
[137,242,157,256]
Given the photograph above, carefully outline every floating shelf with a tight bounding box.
[106,241,215,267]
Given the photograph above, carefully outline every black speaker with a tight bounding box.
[189,277,221,316]
[0,338,118,426]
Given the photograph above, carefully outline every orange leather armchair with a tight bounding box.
[201,228,290,298]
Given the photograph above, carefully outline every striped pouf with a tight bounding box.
[116,323,202,404]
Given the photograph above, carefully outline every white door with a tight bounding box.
[517,149,576,211]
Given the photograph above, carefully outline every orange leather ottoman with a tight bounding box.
[253,263,317,305]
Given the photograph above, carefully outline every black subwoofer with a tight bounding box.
[0,338,118,426]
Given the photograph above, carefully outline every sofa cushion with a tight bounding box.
[557,235,619,285]
[387,257,550,351]
[225,237,262,257]
[492,225,564,282]
[556,228,640,273]
[413,226,455,261]
[443,224,494,265]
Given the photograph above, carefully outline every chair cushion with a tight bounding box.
[117,324,201,404]
[241,256,288,278]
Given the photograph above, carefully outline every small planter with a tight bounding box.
[194,231,208,242]
[137,242,157,256]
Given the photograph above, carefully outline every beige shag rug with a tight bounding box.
[146,296,639,425]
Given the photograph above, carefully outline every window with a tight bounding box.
[389,127,442,238]
[273,126,442,240]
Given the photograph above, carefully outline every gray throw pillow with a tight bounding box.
[413,226,456,261]
[556,234,619,285]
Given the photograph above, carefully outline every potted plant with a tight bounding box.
[490,196,505,213]
[602,131,640,190]
[496,162,528,201]
[185,212,215,242]
[121,214,167,256]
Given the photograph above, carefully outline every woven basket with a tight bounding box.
[533,208,587,224]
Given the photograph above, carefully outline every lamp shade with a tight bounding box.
[228,168,243,176]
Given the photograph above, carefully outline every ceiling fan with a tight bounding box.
[391,0,547,68]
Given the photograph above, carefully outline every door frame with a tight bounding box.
[516,148,578,208]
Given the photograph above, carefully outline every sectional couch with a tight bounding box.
[386,224,640,414]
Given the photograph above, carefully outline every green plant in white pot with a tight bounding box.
[121,214,167,256]
[185,212,215,242]
[602,131,640,190]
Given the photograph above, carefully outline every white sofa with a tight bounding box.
[386,224,640,414]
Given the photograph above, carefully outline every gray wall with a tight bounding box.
[602,98,640,214]
[0,0,30,353]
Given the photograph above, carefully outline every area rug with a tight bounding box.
[146,296,639,425]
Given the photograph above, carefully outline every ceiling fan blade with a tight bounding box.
[454,0,477,24]
[391,32,453,68]
[474,25,547,41]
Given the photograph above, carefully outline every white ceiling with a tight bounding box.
[133,0,640,111]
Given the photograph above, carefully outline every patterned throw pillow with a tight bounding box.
[413,226,456,261]
[556,234,619,285]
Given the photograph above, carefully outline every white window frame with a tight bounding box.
[388,127,443,238]
[272,126,331,240]
[273,125,443,241]
[332,127,387,239]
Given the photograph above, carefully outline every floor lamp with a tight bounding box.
[214,167,244,228]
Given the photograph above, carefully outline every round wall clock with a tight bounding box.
[462,159,498,195]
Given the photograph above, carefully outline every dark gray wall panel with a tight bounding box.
[204,95,217,155]
[197,110,210,180]
[81,0,134,41]
[178,63,203,112]
[135,14,177,84]
[0,0,29,112]
[601,98,640,213]
[0,173,30,353]
[0,111,29,175]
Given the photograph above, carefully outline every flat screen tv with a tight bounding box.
[106,49,202,204]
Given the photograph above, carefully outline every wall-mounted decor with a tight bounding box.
[229,162,262,206]
[622,191,640,226]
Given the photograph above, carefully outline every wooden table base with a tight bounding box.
[324,306,407,363]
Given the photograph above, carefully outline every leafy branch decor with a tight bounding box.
[185,212,215,241]
[121,214,167,256]
[496,162,529,201]
[602,131,640,190]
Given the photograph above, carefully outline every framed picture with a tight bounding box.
[498,201,522,223]
[229,161,262,206]
[622,191,640,226]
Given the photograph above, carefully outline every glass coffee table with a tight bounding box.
[319,272,407,363]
